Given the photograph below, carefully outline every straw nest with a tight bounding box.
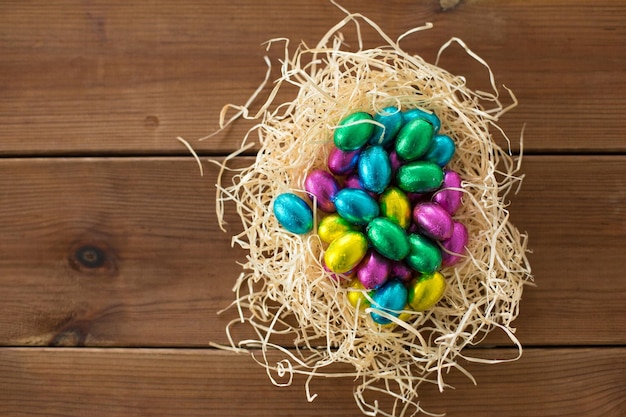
[207,7,532,417]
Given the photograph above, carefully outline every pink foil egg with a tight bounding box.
[433,170,463,215]
[328,147,361,176]
[441,221,469,267]
[413,202,454,241]
[304,169,340,212]
[356,250,392,289]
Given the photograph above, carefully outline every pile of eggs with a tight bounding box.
[273,107,468,326]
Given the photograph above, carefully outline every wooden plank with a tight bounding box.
[0,156,624,347]
[0,347,624,417]
[1,0,625,155]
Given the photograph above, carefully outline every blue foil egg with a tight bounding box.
[402,108,441,134]
[423,134,456,167]
[370,106,404,147]
[358,145,392,194]
[273,193,313,234]
[334,188,380,225]
[370,279,408,324]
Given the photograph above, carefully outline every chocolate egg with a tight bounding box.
[334,188,380,225]
[441,221,469,267]
[328,147,360,176]
[366,217,410,261]
[324,231,368,273]
[370,106,403,147]
[304,169,339,213]
[395,118,434,161]
[358,145,392,194]
[273,193,313,234]
[347,278,371,309]
[379,187,411,229]
[433,170,463,215]
[356,250,392,289]
[405,233,442,274]
[396,161,444,193]
[390,261,413,283]
[407,271,446,311]
[334,111,375,151]
[317,213,355,244]
[423,134,455,167]
[402,108,441,134]
[370,279,408,325]
[388,150,403,176]
[412,202,454,241]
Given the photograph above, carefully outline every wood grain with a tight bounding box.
[0,156,624,347]
[0,347,624,417]
[1,0,625,155]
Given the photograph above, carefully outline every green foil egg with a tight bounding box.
[317,213,355,244]
[366,217,410,261]
[396,161,444,193]
[379,187,411,229]
[324,231,368,274]
[395,118,434,161]
[407,271,446,311]
[405,233,442,274]
[334,112,375,151]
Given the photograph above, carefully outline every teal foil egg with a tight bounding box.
[370,106,403,147]
[334,188,380,225]
[423,134,456,167]
[370,279,408,325]
[273,193,313,234]
[334,111,375,151]
[402,108,441,134]
[358,145,392,194]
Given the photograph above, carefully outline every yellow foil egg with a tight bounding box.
[379,187,411,229]
[347,278,371,309]
[318,213,355,244]
[324,231,368,274]
[407,271,447,311]
[382,305,413,328]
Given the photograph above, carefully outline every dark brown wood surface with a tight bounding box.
[1,1,625,416]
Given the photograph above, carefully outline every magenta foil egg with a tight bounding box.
[413,202,454,241]
[356,250,391,289]
[441,221,469,267]
[304,169,340,212]
[433,170,463,215]
[328,147,361,176]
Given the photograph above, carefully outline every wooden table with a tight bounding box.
[1,1,624,416]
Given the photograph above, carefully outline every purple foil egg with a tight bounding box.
[441,221,469,267]
[433,170,463,215]
[388,150,403,176]
[356,250,391,289]
[344,174,378,199]
[328,147,360,176]
[413,202,454,241]
[304,169,340,212]
[390,261,413,284]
